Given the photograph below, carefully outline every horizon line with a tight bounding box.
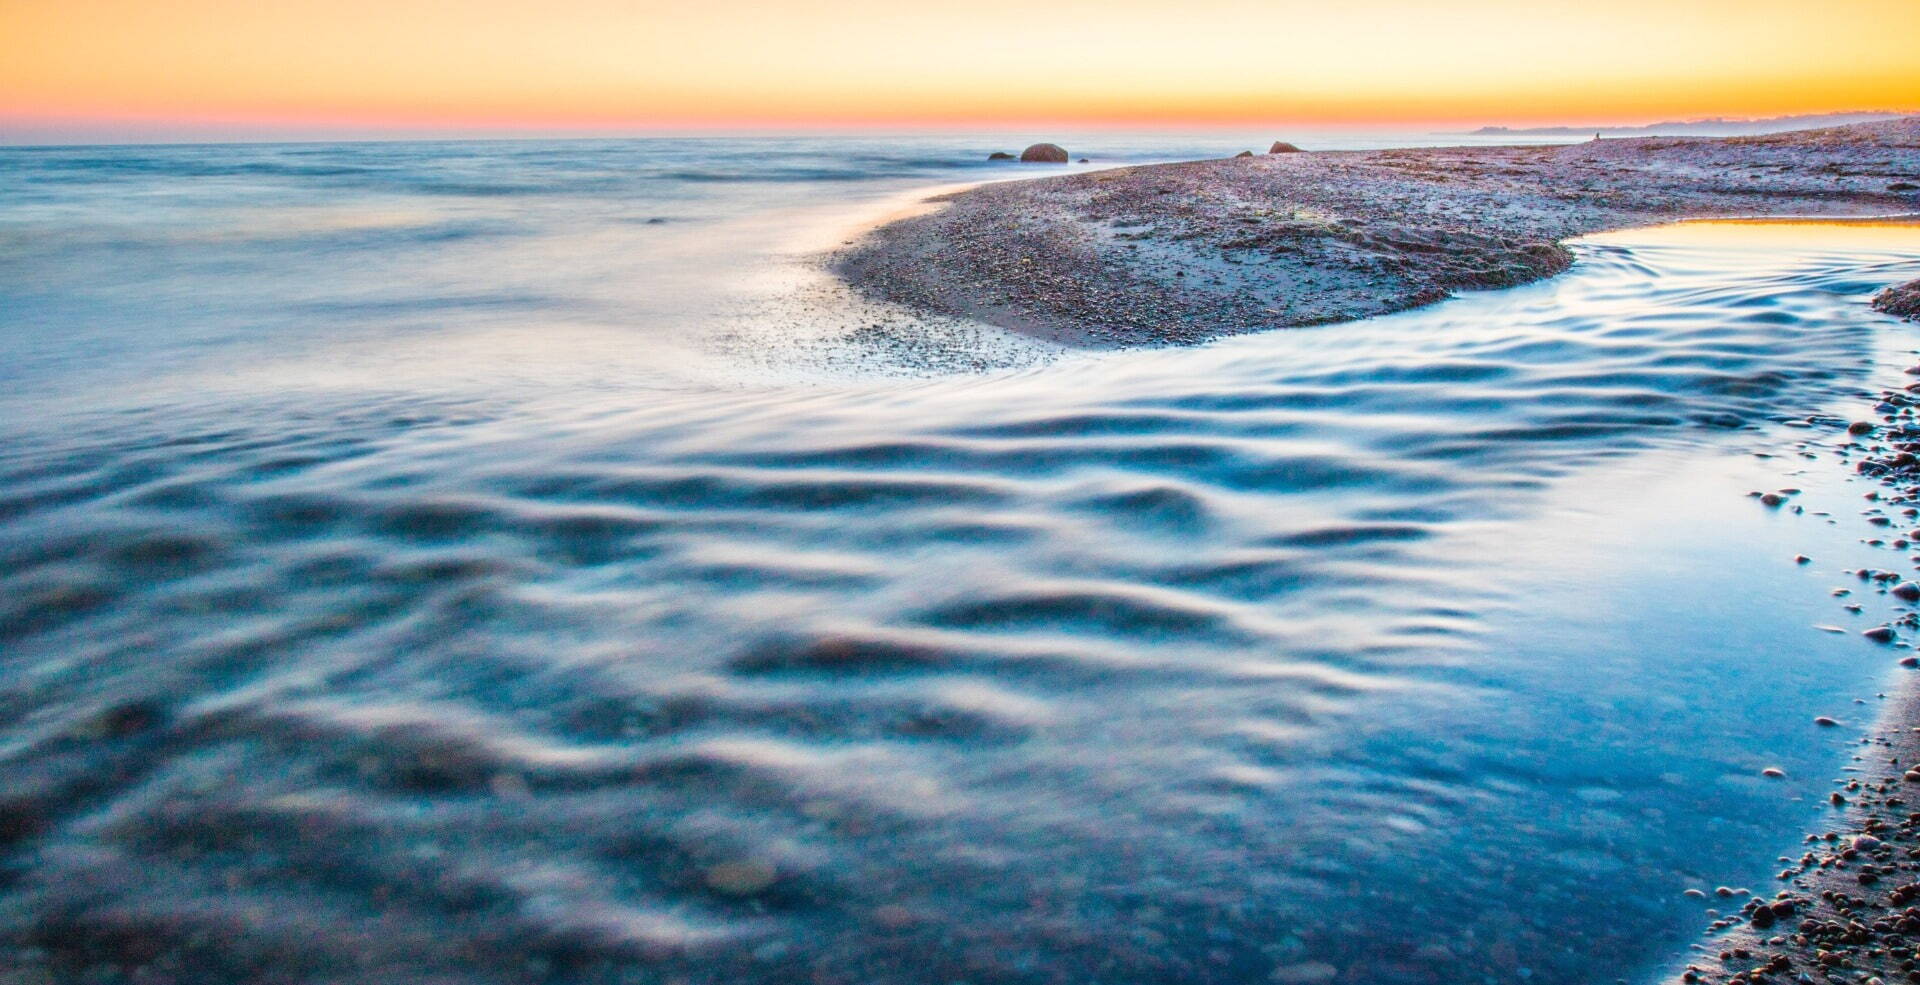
[5,108,1916,149]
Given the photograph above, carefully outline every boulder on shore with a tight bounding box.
[1233,150,1254,158]
[1019,143,1069,163]
[987,152,1015,161]
[1269,141,1304,154]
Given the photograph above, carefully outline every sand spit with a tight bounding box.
[835,117,1920,346]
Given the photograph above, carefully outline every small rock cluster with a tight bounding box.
[1877,280,1920,321]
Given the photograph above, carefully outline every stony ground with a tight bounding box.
[1664,362,1920,985]
[835,117,1920,346]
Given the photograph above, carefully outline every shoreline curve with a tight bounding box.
[832,117,1920,347]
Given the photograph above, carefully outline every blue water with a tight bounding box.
[3,138,1920,985]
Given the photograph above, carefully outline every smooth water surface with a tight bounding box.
[4,140,1920,985]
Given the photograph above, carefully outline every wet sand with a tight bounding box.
[834,117,1920,346]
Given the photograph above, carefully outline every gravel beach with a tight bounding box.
[834,117,1920,346]
[1665,364,1920,985]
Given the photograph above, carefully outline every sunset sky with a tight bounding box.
[4,0,1916,141]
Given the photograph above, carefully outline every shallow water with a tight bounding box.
[4,140,1920,985]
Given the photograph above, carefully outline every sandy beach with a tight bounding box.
[835,117,1920,346]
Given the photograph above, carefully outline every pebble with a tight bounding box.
[1269,962,1339,984]
[704,859,779,897]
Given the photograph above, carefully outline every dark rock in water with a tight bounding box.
[1019,143,1069,163]
[1863,624,1896,643]
[1874,279,1920,320]
[1891,181,1918,191]
[988,152,1015,161]
[85,700,167,739]
[1815,716,1840,726]
[1269,141,1304,153]
[1894,582,1920,602]
[1849,420,1877,435]
[1234,151,1255,158]
[1077,158,1089,163]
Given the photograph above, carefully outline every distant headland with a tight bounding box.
[1460,111,1910,138]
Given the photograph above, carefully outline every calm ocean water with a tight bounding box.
[4,136,1920,985]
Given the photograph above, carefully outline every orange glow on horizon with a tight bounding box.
[3,0,1917,136]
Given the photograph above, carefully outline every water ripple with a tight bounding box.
[1,214,1918,985]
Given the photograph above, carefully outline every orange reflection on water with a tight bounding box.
[1586,216,1920,252]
